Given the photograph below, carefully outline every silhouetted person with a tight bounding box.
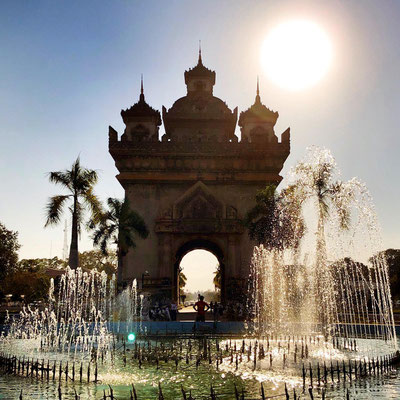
[193,295,209,322]
[213,302,219,321]
[170,301,178,321]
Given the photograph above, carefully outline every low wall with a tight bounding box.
[107,321,247,336]
[2,321,400,337]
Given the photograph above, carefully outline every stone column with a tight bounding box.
[158,233,172,278]
[228,235,237,277]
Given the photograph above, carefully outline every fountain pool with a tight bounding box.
[0,147,398,399]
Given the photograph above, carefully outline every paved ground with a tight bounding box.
[177,305,215,321]
[179,305,196,313]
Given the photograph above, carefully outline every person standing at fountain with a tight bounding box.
[170,301,178,321]
[213,302,219,321]
[193,295,210,322]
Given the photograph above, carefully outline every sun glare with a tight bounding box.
[261,20,333,91]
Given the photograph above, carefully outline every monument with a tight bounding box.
[109,50,290,302]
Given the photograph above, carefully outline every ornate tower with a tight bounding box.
[109,53,290,303]
[238,78,290,144]
[117,76,161,142]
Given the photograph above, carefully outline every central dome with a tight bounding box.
[162,52,238,142]
[167,93,234,118]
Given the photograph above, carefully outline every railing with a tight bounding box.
[1,334,399,400]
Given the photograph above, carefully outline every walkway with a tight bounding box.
[178,305,214,321]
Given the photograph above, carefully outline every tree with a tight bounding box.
[0,257,66,302]
[89,198,149,285]
[293,165,351,233]
[244,184,304,250]
[1,270,50,303]
[0,222,20,279]
[244,185,278,246]
[45,157,102,269]
[291,150,356,263]
[330,257,369,315]
[178,267,187,300]
[289,148,357,331]
[370,249,400,302]
[18,257,66,272]
[213,264,221,291]
[79,250,117,277]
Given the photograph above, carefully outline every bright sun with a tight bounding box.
[261,20,333,91]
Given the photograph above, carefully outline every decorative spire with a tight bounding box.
[255,76,261,104]
[139,74,145,102]
[184,43,216,88]
[198,40,202,65]
[238,76,279,127]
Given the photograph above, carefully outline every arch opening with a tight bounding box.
[179,250,220,305]
[174,239,225,305]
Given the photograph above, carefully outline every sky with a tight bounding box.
[181,250,219,293]
[0,0,399,291]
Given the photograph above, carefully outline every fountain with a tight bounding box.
[1,266,142,360]
[0,147,398,399]
[249,147,396,347]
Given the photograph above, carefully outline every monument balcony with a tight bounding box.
[110,155,287,172]
[111,139,288,166]
[109,133,290,186]
[109,136,289,155]
[155,218,245,234]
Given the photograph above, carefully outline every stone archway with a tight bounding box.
[173,239,225,304]
[153,181,245,304]
[108,53,291,303]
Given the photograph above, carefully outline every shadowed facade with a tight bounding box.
[109,50,290,303]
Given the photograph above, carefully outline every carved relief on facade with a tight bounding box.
[173,181,224,220]
[226,206,237,219]
[182,195,216,219]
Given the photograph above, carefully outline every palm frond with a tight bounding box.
[47,171,72,192]
[81,168,98,186]
[72,157,81,171]
[44,195,70,227]
[119,231,136,254]
[92,219,117,254]
[330,182,352,230]
[69,157,81,188]
[89,197,148,256]
[92,224,110,246]
[83,187,103,223]
[99,235,110,255]
[69,157,97,194]
[107,197,122,210]
[127,210,149,239]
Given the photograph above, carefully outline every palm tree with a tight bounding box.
[89,198,149,285]
[178,267,187,300]
[244,185,278,246]
[290,148,354,333]
[45,157,101,269]
[292,149,353,259]
[213,264,221,291]
[244,184,304,250]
